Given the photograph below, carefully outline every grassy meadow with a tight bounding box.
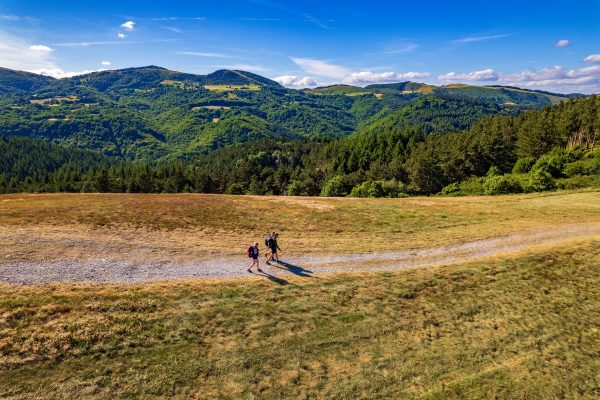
[1,190,600,263]
[1,241,600,399]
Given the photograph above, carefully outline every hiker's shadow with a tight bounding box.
[273,261,314,278]
[254,269,290,285]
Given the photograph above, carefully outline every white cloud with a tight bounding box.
[584,54,600,63]
[117,32,126,39]
[500,65,600,92]
[291,57,351,79]
[174,51,229,58]
[101,61,111,66]
[439,68,499,82]
[437,65,600,93]
[273,75,318,88]
[120,20,135,31]
[0,30,56,71]
[555,39,572,48]
[344,71,431,84]
[29,44,53,52]
[453,34,512,43]
[29,68,106,79]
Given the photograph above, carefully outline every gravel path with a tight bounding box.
[2,224,600,285]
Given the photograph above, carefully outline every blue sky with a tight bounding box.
[1,0,599,93]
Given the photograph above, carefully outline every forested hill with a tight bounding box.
[2,95,599,196]
[0,66,579,160]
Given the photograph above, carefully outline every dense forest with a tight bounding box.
[0,66,597,196]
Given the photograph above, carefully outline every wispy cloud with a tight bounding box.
[555,39,572,48]
[453,33,512,43]
[164,27,183,33]
[584,54,600,63]
[117,33,126,39]
[145,17,205,21]
[0,15,39,23]
[439,69,499,82]
[291,57,351,79]
[175,51,230,58]
[30,68,107,79]
[290,57,430,86]
[345,71,431,84]
[242,17,282,21]
[438,65,600,93]
[301,13,334,29]
[101,61,111,66]
[54,39,174,47]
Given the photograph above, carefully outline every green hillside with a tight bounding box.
[0,66,584,165]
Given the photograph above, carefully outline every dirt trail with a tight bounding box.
[2,224,600,284]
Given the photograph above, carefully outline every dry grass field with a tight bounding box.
[2,191,600,398]
[1,190,600,264]
[1,241,600,399]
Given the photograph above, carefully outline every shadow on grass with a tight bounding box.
[253,269,290,285]
[273,261,314,278]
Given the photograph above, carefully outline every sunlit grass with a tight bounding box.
[1,241,599,398]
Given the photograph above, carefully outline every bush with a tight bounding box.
[368,181,386,198]
[483,175,523,195]
[563,158,600,177]
[321,175,350,197]
[512,157,536,174]
[556,175,600,190]
[286,180,304,196]
[486,166,501,177]
[349,180,407,198]
[440,182,461,196]
[349,181,370,198]
[530,148,570,178]
[528,169,555,192]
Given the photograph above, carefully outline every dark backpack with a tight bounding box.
[245,246,254,258]
[265,236,273,248]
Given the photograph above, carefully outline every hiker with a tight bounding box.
[246,242,261,273]
[266,232,281,264]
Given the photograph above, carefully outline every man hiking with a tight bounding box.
[266,232,281,265]
[246,242,261,273]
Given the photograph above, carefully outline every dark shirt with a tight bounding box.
[271,237,280,252]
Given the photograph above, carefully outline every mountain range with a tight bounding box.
[0,66,584,161]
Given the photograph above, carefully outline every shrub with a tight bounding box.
[349,181,370,198]
[486,166,501,177]
[350,180,407,198]
[563,158,600,177]
[286,180,304,196]
[556,175,600,190]
[483,175,523,195]
[531,147,570,178]
[440,182,461,196]
[512,157,536,174]
[529,169,555,191]
[321,176,350,197]
[381,179,406,198]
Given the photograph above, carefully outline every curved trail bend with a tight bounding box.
[2,224,600,284]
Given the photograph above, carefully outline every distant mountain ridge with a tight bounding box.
[0,65,584,160]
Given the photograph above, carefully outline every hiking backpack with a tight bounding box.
[245,245,253,258]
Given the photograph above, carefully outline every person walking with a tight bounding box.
[266,232,281,264]
[246,242,261,273]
